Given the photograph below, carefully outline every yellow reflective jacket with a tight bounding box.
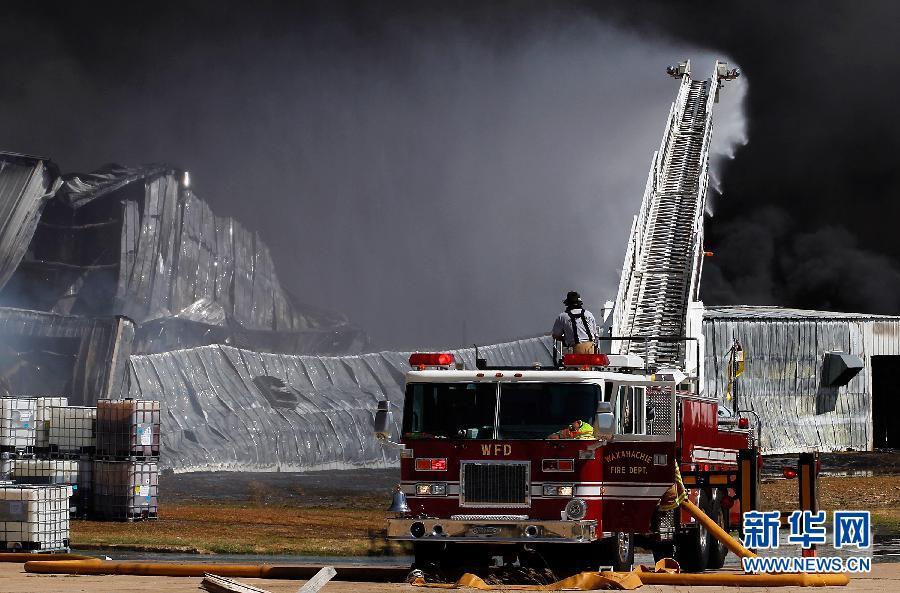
[548,420,595,440]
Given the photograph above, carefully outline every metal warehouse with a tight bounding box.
[702,305,900,454]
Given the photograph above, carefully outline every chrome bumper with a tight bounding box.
[387,518,598,543]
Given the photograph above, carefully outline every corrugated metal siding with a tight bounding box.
[113,175,313,333]
[0,307,133,405]
[865,321,900,356]
[0,155,60,291]
[3,163,367,354]
[703,314,900,454]
[128,337,554,472]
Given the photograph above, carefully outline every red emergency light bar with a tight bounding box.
[562,353,610,368]
[409,353,455,367]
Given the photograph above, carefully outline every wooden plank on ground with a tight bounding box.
[298,566,337,593]
[199,573,271,593]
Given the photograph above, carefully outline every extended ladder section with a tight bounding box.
[612,60,737,370]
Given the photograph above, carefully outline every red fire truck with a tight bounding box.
[375,350,760,575]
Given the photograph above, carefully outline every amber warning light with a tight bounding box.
[409,353,455,368]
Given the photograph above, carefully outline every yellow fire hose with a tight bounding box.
[19,557,406,581]
[680,498,756,559]
[408,568,850,590]
[663,498,848,586]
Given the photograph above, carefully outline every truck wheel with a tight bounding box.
[532,544,587,578]
[602,532,635,572]
[651,541,675,563]
[707,494,729,569]
[675,490,710,572]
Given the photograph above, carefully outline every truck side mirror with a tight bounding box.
[374,400,393,440]
[594,401,615,441]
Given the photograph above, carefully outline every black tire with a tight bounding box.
[601,532,635,572]
[651,540,675,563]
[533,543,592,578]
[675,490,710,572]
[707,493,729,569]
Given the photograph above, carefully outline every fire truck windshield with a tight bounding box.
[402,382,600,440]
[403,383,497,439]
[498,383,599,439]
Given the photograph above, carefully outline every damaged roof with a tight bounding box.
[0,155,369,356]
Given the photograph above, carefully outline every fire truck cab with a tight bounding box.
[377,351,759,576]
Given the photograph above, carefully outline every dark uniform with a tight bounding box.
[551,291,598,354]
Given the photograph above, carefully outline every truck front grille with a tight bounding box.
[647,388,674,436]
[460,461,530,508]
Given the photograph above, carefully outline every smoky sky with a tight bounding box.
[2,1,898,350]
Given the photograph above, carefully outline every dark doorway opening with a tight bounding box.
[871,356,900,449]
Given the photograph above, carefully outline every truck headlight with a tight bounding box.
[415,483,447,496]
[542,484,574,497]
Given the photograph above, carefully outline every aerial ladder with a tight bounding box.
[611,60,739,379]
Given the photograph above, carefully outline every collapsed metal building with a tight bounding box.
[0,152,367,405]
[0,156,367,353]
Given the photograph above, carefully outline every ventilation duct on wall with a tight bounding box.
[823,351,863,387]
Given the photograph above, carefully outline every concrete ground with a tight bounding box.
[0,562,897,592]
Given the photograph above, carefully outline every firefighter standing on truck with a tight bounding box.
[552,291,599,354]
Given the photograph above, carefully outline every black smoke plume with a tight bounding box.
[602,0,900,315]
